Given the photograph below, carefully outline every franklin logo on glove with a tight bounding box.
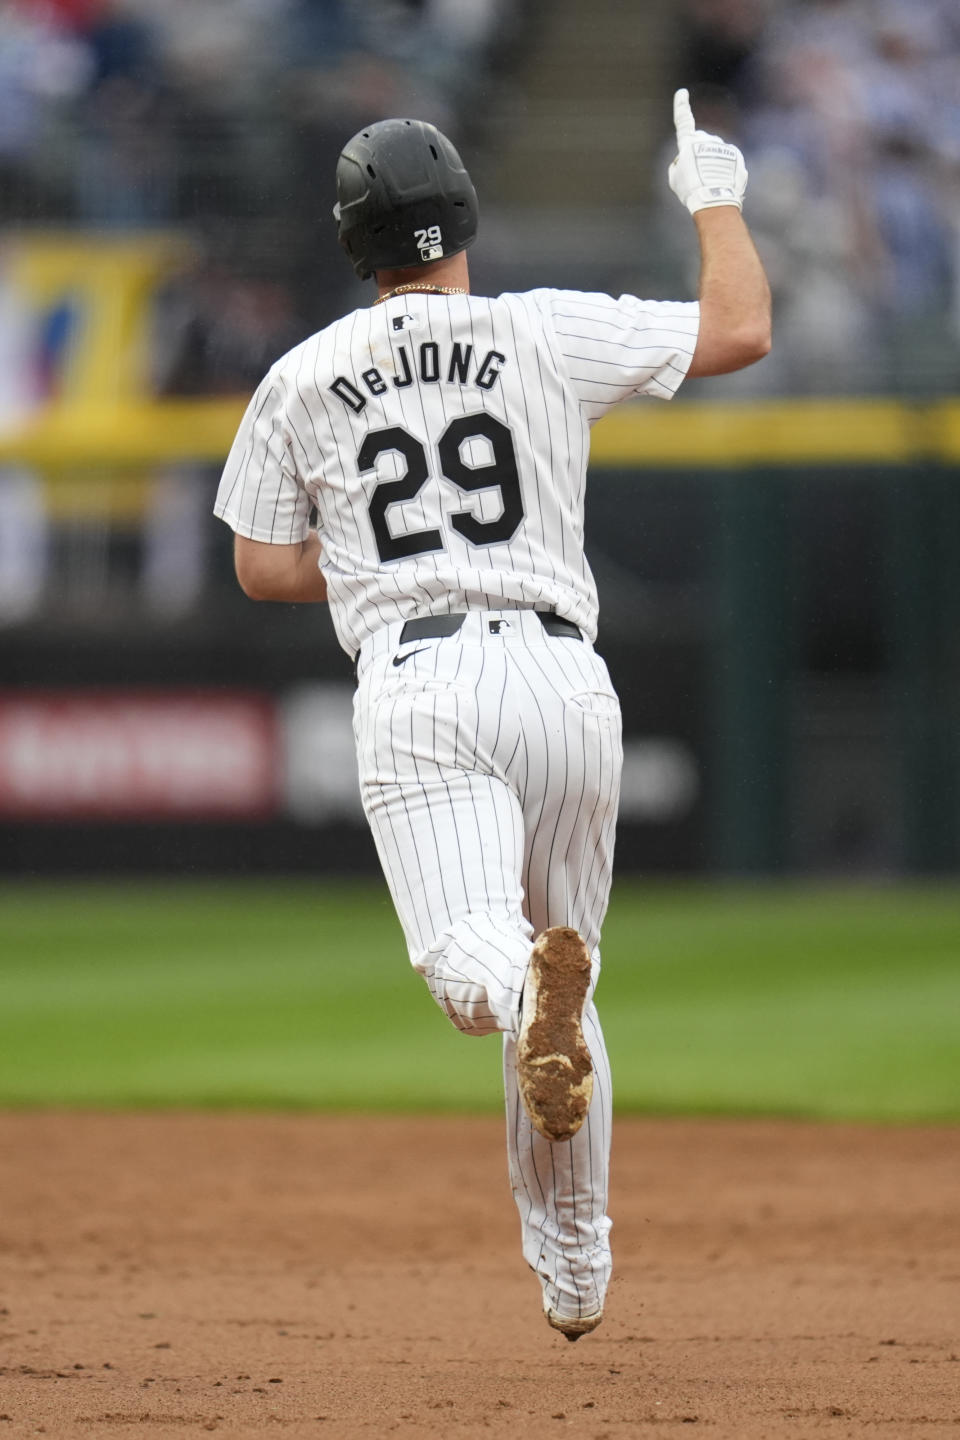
[669,87,748,214]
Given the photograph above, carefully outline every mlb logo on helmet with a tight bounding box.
[414,224,443,263]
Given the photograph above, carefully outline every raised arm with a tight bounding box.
[668,88,771,378]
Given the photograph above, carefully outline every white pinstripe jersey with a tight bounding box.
[214,288,699,656]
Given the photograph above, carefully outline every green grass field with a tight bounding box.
[1,880,958,1121]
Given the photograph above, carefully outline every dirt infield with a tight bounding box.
[0,1114,957,1439]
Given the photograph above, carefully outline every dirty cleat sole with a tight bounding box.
[545,1306,603,1342]
[517,926,593,1142]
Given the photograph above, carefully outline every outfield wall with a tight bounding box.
[1,399,958,877]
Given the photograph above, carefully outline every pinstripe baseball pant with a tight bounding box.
[353,609,622,1321]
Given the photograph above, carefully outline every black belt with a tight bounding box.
[398,611,582,644]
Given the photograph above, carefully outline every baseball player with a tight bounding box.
[214,92,770,1340]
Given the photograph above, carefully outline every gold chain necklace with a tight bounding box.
[374,283,468,305]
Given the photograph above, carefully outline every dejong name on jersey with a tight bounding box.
[329,340,506,414]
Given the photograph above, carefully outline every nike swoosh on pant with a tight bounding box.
[392,648,429,667]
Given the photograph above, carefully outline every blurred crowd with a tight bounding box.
[0,0,516,384]
[0,0,522,625]
[674,0,960,393]
[0,0,509,217]
[4,0,957,397]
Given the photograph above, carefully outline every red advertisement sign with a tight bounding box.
[0,691,279,819]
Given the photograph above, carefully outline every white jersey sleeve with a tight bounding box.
[214,371,312,544]
[536,290,700,423]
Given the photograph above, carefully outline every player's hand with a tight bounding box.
[668,88,748,215]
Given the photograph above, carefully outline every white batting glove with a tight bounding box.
[668,88,748,215]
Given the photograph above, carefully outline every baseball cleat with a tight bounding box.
[517,926,593,1142]
[545,1306,603,1342]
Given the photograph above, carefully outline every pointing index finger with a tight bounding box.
[674,87,695,144]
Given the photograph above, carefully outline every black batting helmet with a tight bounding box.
[333,118,479,281]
